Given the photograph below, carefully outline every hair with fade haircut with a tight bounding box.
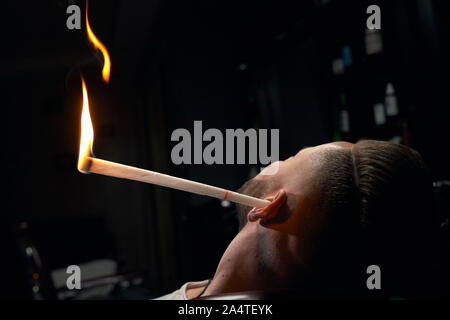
[308,140,437,298]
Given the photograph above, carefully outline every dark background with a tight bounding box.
[1,0,449,299]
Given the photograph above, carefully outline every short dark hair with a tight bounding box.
[314,140,436,298]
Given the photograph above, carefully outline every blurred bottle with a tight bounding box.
[339,93,350,135]
[332,45,353,76]
[376,82,410,146]
[373,102,386,127]
[385,82,399,117]
[365,29,383,56]
[342,45,353,68]
[333,93,351,141]
[332,58,345,76]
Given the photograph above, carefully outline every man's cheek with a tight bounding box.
[260,161,280,176]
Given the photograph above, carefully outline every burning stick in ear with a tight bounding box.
[79,157,270,208]
[77,78,270,209]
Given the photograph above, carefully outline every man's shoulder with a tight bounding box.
[153,280,209,300]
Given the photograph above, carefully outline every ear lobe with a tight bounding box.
[248,189,287,223]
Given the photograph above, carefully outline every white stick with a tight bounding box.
[81,157,270,208]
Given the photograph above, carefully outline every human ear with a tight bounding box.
[248,189,287,223]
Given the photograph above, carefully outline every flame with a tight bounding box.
[78,77,94,173]
[86,1,111,83]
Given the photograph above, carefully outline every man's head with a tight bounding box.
[233,140,435,297]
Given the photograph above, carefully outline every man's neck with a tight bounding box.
[202,223,270,296]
